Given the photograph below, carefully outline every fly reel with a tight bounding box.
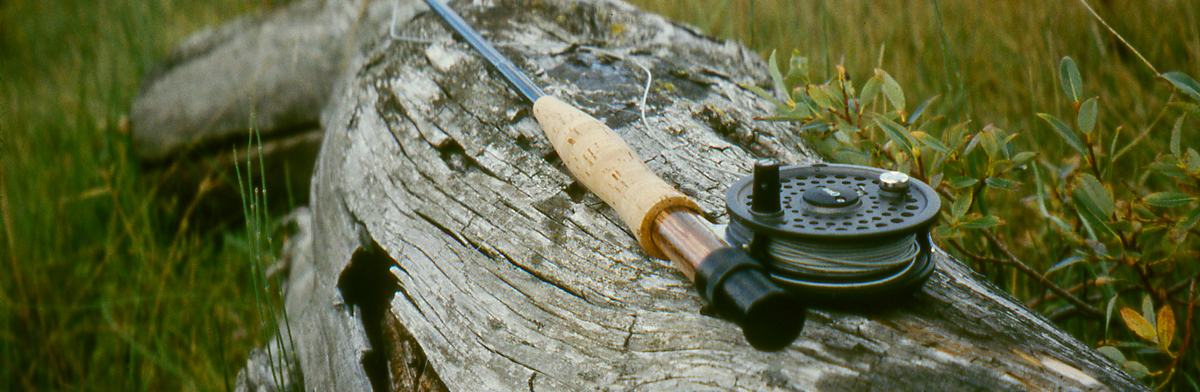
[724,161,940,307]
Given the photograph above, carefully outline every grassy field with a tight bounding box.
[0,0,288,390]
[2,0,1197,390]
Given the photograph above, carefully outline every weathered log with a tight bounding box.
[142,0,1149,390]
[291,0,1149,390]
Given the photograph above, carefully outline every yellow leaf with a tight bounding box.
[1120,307,1158,343]
[1157,305,1175,351]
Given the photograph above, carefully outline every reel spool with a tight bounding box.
[724,161,940,307]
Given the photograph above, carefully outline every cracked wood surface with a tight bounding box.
[253,0,1147,390]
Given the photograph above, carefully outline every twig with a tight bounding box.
[1029,280,1089,309]
[1168,272,1200,295]
[975,231,1104,318]
[1165,279,1196,374]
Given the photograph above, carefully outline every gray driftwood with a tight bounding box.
[129,0,403,220]
[142,0,1149,390]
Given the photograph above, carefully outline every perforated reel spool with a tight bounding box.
[724,162,941,306]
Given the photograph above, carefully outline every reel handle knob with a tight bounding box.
[695,247,806,351]
[751,159,782,215]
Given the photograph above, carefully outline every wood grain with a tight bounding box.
[281,0,1147,390]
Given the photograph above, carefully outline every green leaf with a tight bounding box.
[1158,305,1175,351]
[912,131,949,153]
[784,51,808,88]
[979,125,1001,159]
[1170,205,1200,242]
[759,116,801,122]
[1144,192,1195,207]
[809,85,836,112]
[1059,57,1083,102]
[829,150,870,167]
[1078,97,1098,136]
[948,176,979,189]
[1032,165,1052,217]
[1097,346,1125,364]
[1171,116,1184,157]
[860,70,883,107]
[1150,155,1189,178]
[960,215,1003,229]
[831,68,850,103]
[782,105,815,120]
[876,115,914,153]
[909,95,938,124]
[1108,126,1122,169]
[1120,307,1158,344]
[1186,148,1200,175]
[1086,239,1114,258]
[985,177,1018,190]
[1073,184,1117,241]
[940,120,968,151]
[1077,174,1114,217]
[743,84,783,107]
[881,70,905,114]
[1010,151,1037,167]
[951,191,973,220]
[1163,70,1200,102]
[768,50,790,105]
[1000,132,1019,150]
[1123,361,1151,379]
[1106,295,1119,335]
[1044,254,1087,276]
[962,132,982,158]
[832,128,853,144]
[1134,205,1158,220]
[928,172,944,189]
[1142,295,1156,327]
[793,91,820,116]
[1038,113,1088,156]
[791,52,809,78]
[932,225,956,239]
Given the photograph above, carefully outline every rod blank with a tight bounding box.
[422,0,545,103]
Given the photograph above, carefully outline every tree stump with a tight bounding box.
[139,0,1149,390]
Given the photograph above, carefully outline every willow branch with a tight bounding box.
[966,231,1104,318]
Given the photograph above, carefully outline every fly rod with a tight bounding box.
[420,0,805,350]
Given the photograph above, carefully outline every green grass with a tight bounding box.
[636,0,1199,134]
[0,0,287,390]
[2,0,1197,389]
[630,0,1199,387]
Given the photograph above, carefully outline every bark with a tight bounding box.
[212,0,1148,390]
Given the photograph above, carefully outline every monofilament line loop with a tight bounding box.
[768,233,919,279]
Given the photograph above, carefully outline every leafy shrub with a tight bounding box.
[748,50,1199,388]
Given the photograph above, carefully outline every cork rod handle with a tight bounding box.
[533,96,700,259]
